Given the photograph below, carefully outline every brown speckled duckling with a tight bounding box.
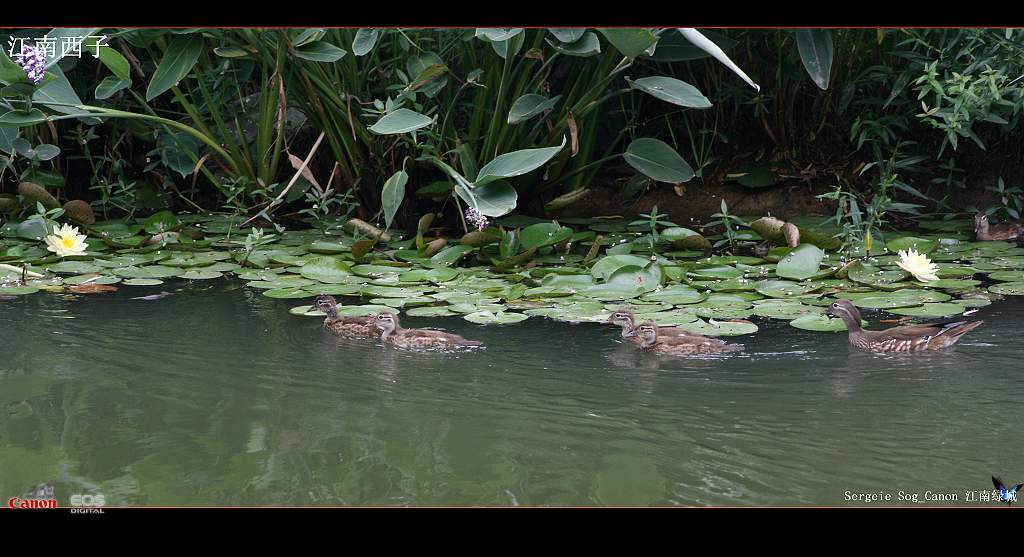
[975,213,1023,241]
[632,321,744,356]
[313,295,378,338]
[374,312,483,350]
[607,309,701,345]
[826,299,982,353]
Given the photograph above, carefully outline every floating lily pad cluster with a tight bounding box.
[1,213,1020,336]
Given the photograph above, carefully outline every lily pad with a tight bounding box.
[678,318,758,336]
[789,314,859,332]
[122,278,164,286]
[179,269,223,280]
[262,287,316,299]
[463,311,530,324]
[405,306,458,317]
[888,303,966,317]
[300,256,353,283]
[0,286,39,295]
[776,244,824,280]
[989,282,1024,296]
[754,280,817,299]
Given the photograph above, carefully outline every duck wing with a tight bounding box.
[881,319,981,341]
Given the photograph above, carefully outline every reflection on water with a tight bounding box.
[2,282,1023,506]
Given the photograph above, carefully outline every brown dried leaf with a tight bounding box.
[567,111,579,157]
[69,284,118,294]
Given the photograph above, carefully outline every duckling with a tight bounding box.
[975,213,1023,241]
[312,295,378,338]
[606,309,702,345]
[373,312,483,350]
[826,299,982,353]
[632,321,744,356]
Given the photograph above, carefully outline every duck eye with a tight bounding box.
[832,303,839,308]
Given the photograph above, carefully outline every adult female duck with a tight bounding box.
[826,299,982,353]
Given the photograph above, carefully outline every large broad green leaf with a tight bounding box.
[146,34,204,100]
[508,94,562,124]
[519,222,573,250]
[795,29,833,90]
[96,44,131,80]
[590,254,651,280]
[546,32,601,57]
[32,66,86,116]
[352,28,381,56]
[475,28,524,42]
[369,108,433,135]
[627,76,711,108]
[299,256,353,283]
[95,76,130,100]
[776,243,824,280]
[381,170,407,230]
[406,52,448,97]
[295,41,347,62]
[642,30,736,62]
[597,28,658,59]
[886,236,936,254]
[0,109,47,127]
[623,138,694,184]
[455,178,518,217]
[143,210,182,234]
[474,136,566,187]
[548,28,585,43]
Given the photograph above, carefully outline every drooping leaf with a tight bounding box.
[597,28,658,59]
[381,170,407,230]
[474,137,566,187]
[795,29,834,90]
[627,76,711,108]
[546,32,601,57]
[775,244,824,280]
[352,28,381,56]
[295,41,347,62]
[146,34,204,100]
[623,138,694,184]
[548,28,585,43]
[368,108,433,135]
[507,94,562,124]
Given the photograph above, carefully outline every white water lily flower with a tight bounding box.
[44,223,87,257]
[896,249,939,282]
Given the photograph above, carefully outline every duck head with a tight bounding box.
[826,299,862,330]
[975,213,989,233]
[606,309,636,330]
[374,312,399,337]
[636,321,659,348]
[313,295,338,316]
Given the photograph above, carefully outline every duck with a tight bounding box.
[312,295,379,338]
[826,299,982,353]
[606,309,704,345]
[975,213,1023,241]
[373,312,483,350]
[630,321,744,356]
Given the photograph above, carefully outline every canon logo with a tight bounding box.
[8,497,57,509]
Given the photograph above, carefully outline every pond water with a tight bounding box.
[2,282,1023,506]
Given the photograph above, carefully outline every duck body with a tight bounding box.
[313,295,379,338]
[607,309,704,345]
[975,213,1023,241]
[632,321,744,356]
[374,313,483,350]
[827,299,982,353]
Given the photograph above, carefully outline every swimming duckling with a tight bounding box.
[975,213,1023,242]
[826,299,982,353]
[632,321,744,356]
[606,309,702,345]
[313,295,378,338]
[373,312,483,350]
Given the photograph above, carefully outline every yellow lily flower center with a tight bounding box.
[62,235,76,249]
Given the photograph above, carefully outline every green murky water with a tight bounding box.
[2,282,1023,506]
